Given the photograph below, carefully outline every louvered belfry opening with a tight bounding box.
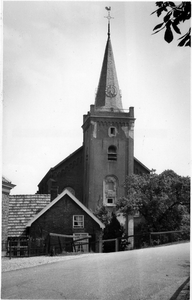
[108,145,117,161]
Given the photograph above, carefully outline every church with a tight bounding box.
[3,8,151,255]
[37,9,150,213]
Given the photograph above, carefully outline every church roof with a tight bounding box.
[95,13,123,112]
[134,157,151,173]
[38,146,83,187]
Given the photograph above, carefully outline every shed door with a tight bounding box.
[73,233,89,252]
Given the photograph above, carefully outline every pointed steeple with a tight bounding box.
[95,8,123,112]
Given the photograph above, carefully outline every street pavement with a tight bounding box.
[1,242,190,300]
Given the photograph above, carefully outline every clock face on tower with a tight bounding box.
[105,85,117,98]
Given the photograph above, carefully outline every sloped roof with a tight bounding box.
[8,194,51,237]
[134,157,151,173]
[53,146,83,170]
[95,33,123,111]
[2,176,16,194]
[38,146,83,187]
[26,189,105,229]
[2,176,12,183]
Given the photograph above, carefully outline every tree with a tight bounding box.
[102,213,124,252]
[94,204,111,226]
[94,206,125,252]
[103,213,124,239]
[152,2,191,46]
[116,170,190,233]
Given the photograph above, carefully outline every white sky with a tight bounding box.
[2,1,191,195]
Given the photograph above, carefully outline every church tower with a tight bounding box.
[82,8,135,212]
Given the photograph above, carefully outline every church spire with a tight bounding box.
[95,7,123,111]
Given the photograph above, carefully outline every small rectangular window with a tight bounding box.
[73,215,84,228]
[107,198,114,204]
[108,127,116,137]
[110,127,115,135]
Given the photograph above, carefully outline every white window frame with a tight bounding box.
[73,215,84,229]
[106,197,115,205]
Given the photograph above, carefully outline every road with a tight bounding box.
[1,242,190,300]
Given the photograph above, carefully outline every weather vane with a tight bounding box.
[105,7,114,36]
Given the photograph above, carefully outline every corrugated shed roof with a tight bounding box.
[8,194,51,237]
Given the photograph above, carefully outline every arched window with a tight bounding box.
[108,145,117,161]
[103,176,118,206]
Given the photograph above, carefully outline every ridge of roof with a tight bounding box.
[9,194,50,197]
[26,189,105,229]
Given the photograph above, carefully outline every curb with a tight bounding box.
[169,277,190,300]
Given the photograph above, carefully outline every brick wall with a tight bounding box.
[29,194,102,251]
[56,154,84,201]
[38,147,84,203]
[2,193,9,251]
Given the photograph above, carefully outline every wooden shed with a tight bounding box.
[26,189,105,253]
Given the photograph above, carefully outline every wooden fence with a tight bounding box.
[8,237,47,259]
[127,230,187,249]
[7,234,100,258]
[7,230,189,258]
[48,233,93,255]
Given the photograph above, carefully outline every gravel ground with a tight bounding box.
[1,253,93,272]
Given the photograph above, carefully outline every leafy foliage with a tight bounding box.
[116,170,190,233]
[103,213,124,240]
[152,2,191,46]
[93,204,111,226]
[94,206,125,251]
[103,213,125,252]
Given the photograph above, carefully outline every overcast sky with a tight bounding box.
[3,1,191,195]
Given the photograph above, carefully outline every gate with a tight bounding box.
[8,237,29,258]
